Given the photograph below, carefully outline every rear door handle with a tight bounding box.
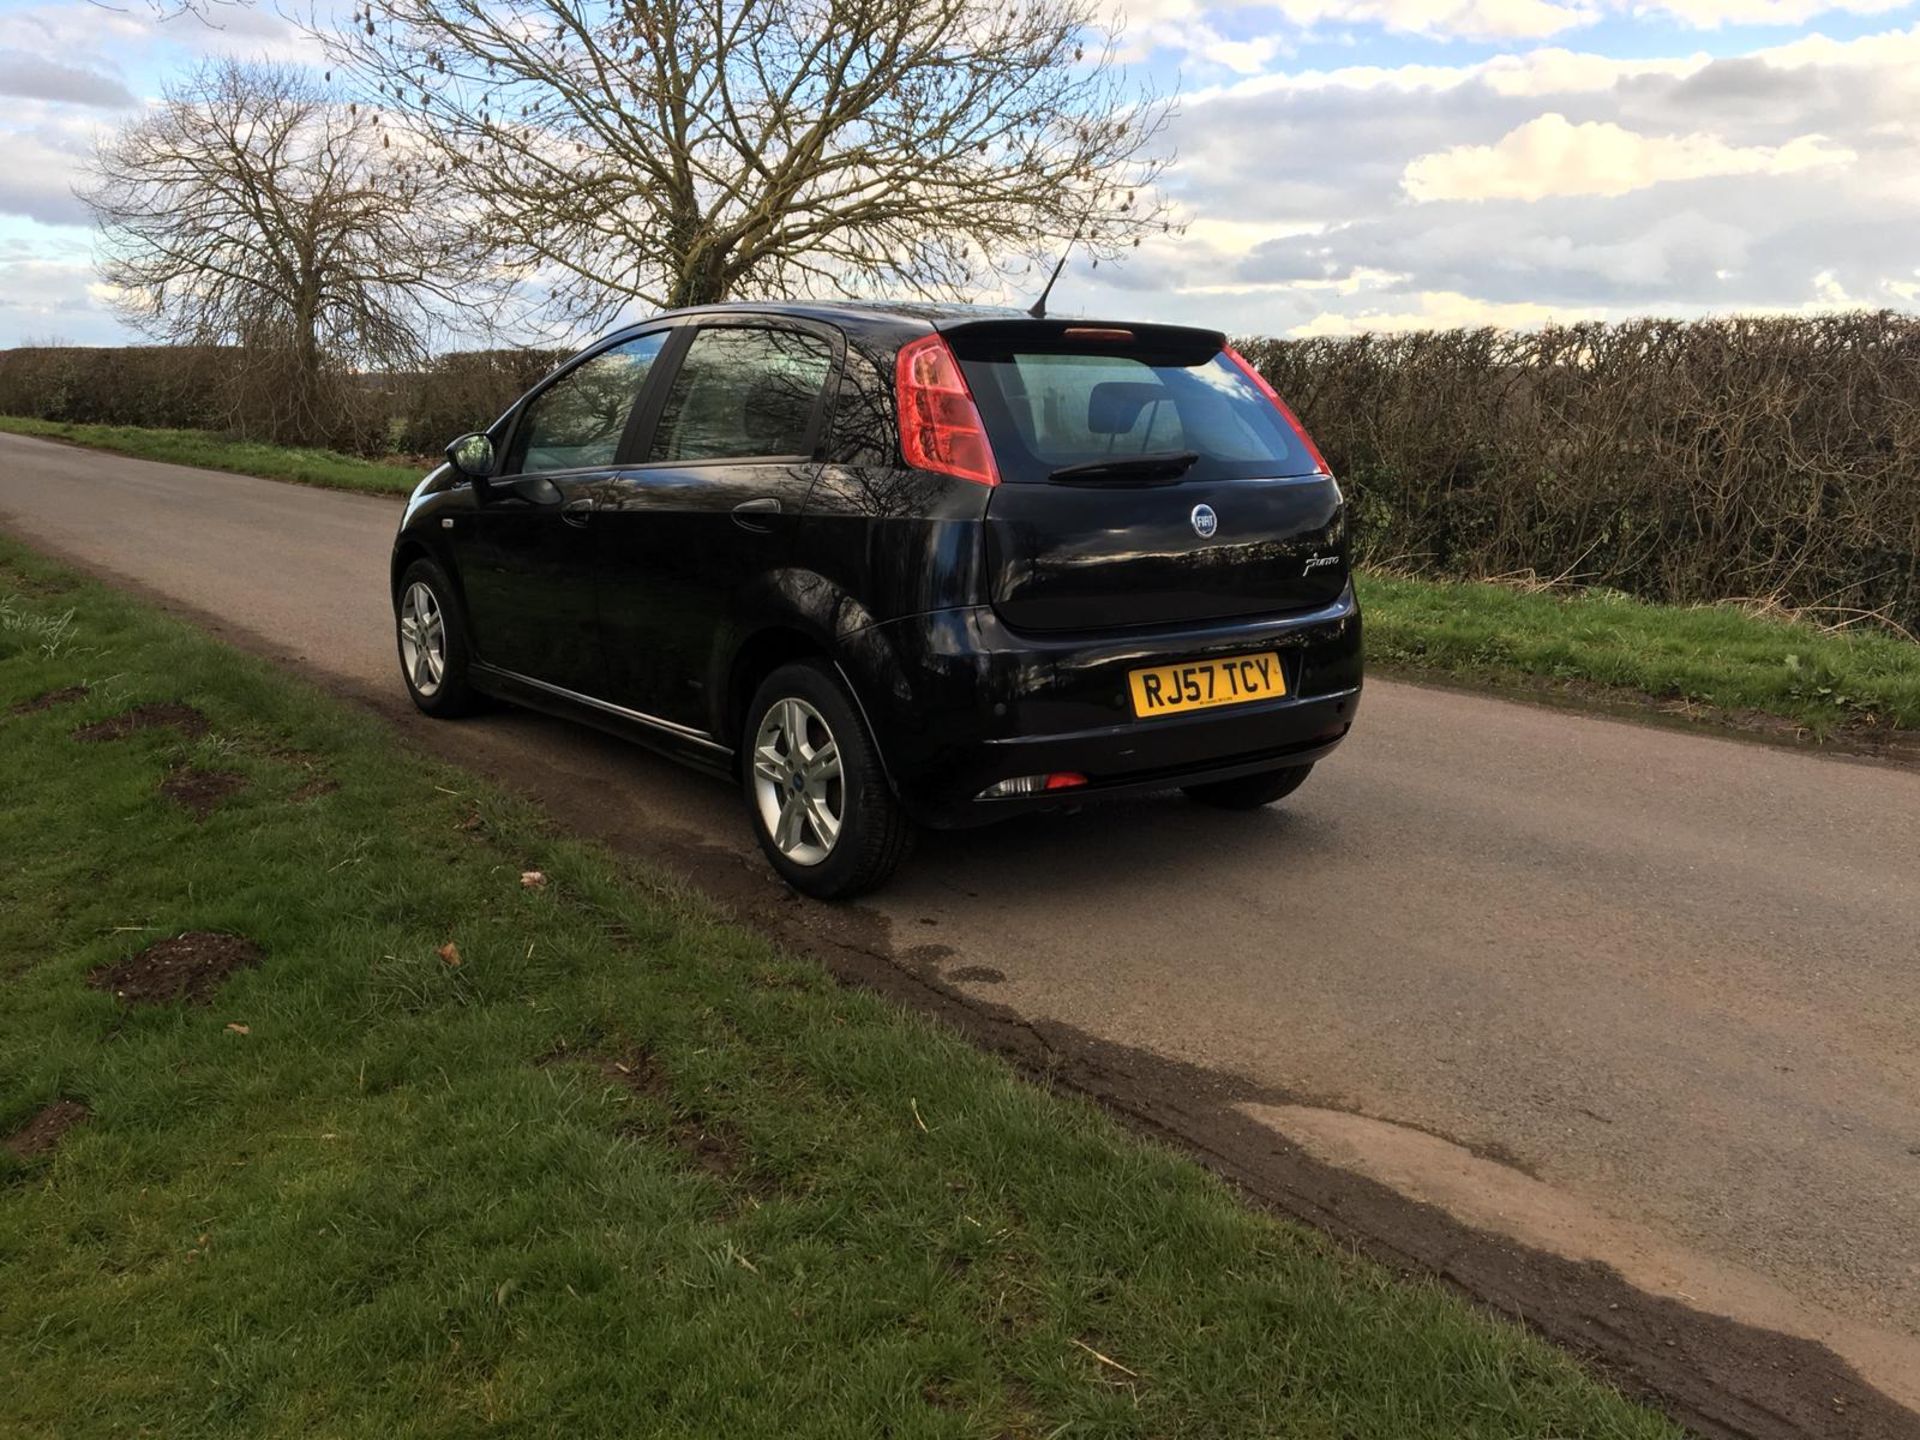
[732,496,781,532]
[561,496,594,527]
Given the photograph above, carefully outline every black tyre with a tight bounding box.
[742,660,913,899]
[1182,762,1314,810]
[395,558,482,717]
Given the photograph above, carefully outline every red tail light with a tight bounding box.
[1224,346,1331,476]
[896,333,999,487]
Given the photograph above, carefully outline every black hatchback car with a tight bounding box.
[391,302,1362,897]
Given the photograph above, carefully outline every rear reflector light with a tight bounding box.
[896,333,998,486]
[977,772,1089,799]
[1223,346,1332,476]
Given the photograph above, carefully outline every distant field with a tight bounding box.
[6,414,1916,741]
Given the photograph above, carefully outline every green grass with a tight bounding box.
[1359,571,1920,735]
[0,416,421,495]
[0,537,1678,1439]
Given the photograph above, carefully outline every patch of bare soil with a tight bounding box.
[665,1111,748,1181]
[4,1100,90,1160]
[597,1046,668,1099]
[87,931,262,1005]
[0,571,74,597]
[546,1044,753,1184]
[159,765,247,820]
[291,776,340,802]
[8,683,89,715]
[71,701,209,742]
[947,965,1007,984]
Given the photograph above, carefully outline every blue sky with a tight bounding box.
[3,0,1919,345]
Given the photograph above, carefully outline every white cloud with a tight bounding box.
[0,109,109,227]
[1274,0,1600,39]
[0,256,113,343]
[1289,289,1610,334]
[0,4,148,55]
[1631,0,1908,28]
[1116,0,1920,64]
[1127,18,1286,72]
[1185,46,1711,104]
[0,51,137,109]
[1479,46,1711,94]
[1402,113,1855,201]
[1750,18,1920,67]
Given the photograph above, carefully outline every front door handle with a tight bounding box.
[732,496,781,532]
[561,496,594,527]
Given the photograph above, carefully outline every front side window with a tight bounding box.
[647,326,834,464]
[505,332,668,475]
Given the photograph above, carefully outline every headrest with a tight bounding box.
[1088,381,1171,435]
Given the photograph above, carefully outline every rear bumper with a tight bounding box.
[841,583,1363,828]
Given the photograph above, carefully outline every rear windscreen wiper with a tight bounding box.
[1047,451,1200,484]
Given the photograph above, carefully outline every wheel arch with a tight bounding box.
[390,539,434,600]
[721,615,901,796]
[390,538,469,615]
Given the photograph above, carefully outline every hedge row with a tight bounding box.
[5,314,1917,628]
[1238,311,1920,632]
[0,346,245,431]
[0,345,565,458]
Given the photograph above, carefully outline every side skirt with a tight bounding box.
[469,664,736,780]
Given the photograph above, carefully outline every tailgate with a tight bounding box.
[983,474,1347,631]
[946,319,1346,632]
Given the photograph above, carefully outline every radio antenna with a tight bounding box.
[1028,209,1093,319]
[1027,247,1073,320]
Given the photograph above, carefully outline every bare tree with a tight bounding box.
[321,0,1174,325]
[81,59,499,445]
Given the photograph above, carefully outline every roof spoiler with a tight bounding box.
[930,316,1228,354]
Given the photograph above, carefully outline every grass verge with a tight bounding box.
[0,416,420,496]
[1359,570,1920,738]
[0,536,1678,1438]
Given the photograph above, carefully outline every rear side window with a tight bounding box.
[505,332,667,475]
[956,344,1319,484]
[647,326,835,463]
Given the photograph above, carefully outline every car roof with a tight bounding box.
[673,299,1025,321]
[645,299,1024,339]
[611,300,1222,352]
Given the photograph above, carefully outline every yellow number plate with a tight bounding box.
[1128,652,1286,718]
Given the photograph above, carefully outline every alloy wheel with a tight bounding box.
[751,696,844,866]
[399,581,446,697]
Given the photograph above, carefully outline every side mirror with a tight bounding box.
[446,432,495,479]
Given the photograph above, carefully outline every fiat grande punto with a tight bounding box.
[391,303,1362,897]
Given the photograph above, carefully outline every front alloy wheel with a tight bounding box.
[394,557,480,716]
[398,581,446,698]
[742,661,913,900]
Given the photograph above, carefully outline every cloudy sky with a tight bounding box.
[2,0,1918,346]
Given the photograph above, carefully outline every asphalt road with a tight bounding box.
[6,431,1920,1420]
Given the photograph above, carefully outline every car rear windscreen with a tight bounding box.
[951,340,1322,485]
